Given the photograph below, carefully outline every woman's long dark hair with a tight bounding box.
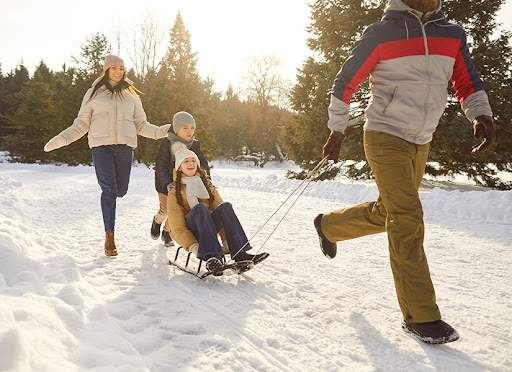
[88,69,142,102]
[175,168,215,208]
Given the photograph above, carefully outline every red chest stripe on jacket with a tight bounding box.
[342,37,461,103]
[380,37,461,60]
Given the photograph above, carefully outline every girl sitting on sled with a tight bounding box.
[167,148,269,275]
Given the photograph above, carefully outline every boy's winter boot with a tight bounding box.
[402,320,459,344]
[314,214,337,259]
[151,218,161,240]
[161,230,174,247]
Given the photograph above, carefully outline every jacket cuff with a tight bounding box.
[327,94,349,133]
[462,90,493,122]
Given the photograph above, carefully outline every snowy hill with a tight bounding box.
[1,161,511,371]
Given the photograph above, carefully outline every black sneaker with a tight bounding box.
[314,214,337,259]
[151,218,161,240]
[233,251,269,265]
[205,257,224,276]
[252,252,269,265]
[161,230,174,247]
[402,320,460,344]
[232,250,253,262]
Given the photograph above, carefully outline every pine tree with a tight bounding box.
[136,66,174,164]
[6,62,59,162]
[161,12,205,116]
[288,0,384,179]
[72,33,111,78]
[213,89,246,158]
[430,0,512,188]
[136,13,215,164]
[0,64,5,146]
[0,64,30,150]
[51,64,92,165]
[0,64,3,94]
[162,13,199,85]
[288,0,512,187]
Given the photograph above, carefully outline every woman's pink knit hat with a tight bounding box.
[103,55,124,73]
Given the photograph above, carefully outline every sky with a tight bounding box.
[1,0,511,93]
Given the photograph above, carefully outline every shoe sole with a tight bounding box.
[253,253,269,265]
[319,239,335,259]
[314,215,336,259]
[402,322,460,344]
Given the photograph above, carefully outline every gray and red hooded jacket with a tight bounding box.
[327,0,492,145]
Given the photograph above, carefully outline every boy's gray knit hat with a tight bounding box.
[172,111,196,133]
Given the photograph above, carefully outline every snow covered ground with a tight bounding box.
[0,160,511,371]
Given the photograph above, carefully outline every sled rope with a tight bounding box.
[252,157,329,256]
[227,156,329,264]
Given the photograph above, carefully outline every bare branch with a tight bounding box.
[125,13,166,79]
[243,55,291,108]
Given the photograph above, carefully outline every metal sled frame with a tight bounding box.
[168,246,216,279]
[168,246,253,280]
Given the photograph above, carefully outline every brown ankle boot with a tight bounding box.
[104,231,118,256]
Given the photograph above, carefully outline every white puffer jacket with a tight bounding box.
[58,77,169,148]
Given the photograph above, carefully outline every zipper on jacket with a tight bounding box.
[409,11,432,137]
[409,14,446,138]
[114,94,118,143]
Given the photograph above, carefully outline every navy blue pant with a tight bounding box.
[91,145,133,232]
[185,202,250,259]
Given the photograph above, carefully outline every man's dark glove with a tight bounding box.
[472,115,496,155]
[322,131,345,162]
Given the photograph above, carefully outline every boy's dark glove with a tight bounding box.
[322,131,345,162]
[472,115,496,154]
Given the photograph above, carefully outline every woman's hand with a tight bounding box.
[157,124,172,138]
[44,135,67,152]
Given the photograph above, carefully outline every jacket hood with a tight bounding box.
[385,0,443,20]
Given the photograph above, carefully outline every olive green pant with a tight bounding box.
[322,131,441,323]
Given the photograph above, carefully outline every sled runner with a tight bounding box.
[168,246,256,279]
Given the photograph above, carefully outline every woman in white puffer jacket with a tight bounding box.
[44,54,170,256]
